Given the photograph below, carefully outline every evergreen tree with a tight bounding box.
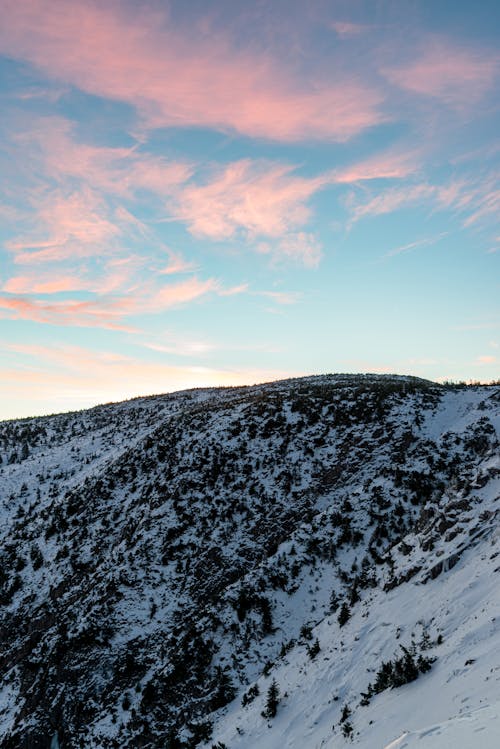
[338,601,351,627]
[262,678,280,719]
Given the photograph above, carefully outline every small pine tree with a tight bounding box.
[262,678,280,719]
[338,601,351,627]
[260,596,274,634]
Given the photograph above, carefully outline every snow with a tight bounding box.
[0,375,498,747]
[205,525,500,748]
[384,703,500,749]
[202,383,500,749]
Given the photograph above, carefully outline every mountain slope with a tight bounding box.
[0,374,498,748]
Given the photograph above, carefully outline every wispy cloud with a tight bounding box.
[144,340,217,357]
[333,148,420,183]
[0,276,220,330]
[218,284,249,297]
[165,159,329,266]
[0,0,386,142]
[330,21,373,38]
[257,233,323,268]
[382,37,498,107]
[3,275,87,295]
[169,159,327,240]
[384,232,448,258]
[346,172,500,233]
[13,116,193,199]
[255,290,302,305]
[142,333,283,358]
[475,354,497,365]
[0,295,137,332]
[3,256,144,296]
[3,117,333,271]
[158,254,198,275]
[346,183,435,222]
[6,188,122,264]
[142,277,219,313]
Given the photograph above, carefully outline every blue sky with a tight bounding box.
[0,0,498,418]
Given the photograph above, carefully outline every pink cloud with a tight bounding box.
[159,254,198,276]
[3,275,84,294]
[331,21,372,37]
[435,180,470,210]
[346,175,500,230]
[435,177,500,229]
[0,295,136,331]
[257,233,323,268]
[0,276,219,330]
[143,277,219,312]
[382,38,498,107]
[2,256,141,296]
[218,284,249,297]
[4,118,329,270]
[333,149,419,183]
[7,189,121,264]
[6,115,428,272]
[170,159,327,240]
[462,189,500,228]
[12,116,193,200]
[347,177,500,230]
[347,183,436,221]
[0,0,385,142]
[95,256,145,294]
[256,290,302,305]
[349,174,500,231]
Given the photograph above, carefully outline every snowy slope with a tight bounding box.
[205,508,500,748]
[0,375,498,749]
[204,386,500,749]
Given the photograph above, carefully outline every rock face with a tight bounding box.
[0,374,498,748]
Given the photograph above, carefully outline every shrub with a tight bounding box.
[242,684,259,707]
[361,642,435,705]
[307,639,321,659]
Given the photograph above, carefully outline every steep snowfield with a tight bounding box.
[0,375,498,748]
[383,702,500,749]
[205,513,500,748]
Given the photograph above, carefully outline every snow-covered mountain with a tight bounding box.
[0,374,498,749]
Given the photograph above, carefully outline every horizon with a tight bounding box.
[2,370,499,422]
[1,0,499,419]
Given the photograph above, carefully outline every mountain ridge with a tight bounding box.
[0,374,498,748]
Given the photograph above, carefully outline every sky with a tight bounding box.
[0,0,499,419]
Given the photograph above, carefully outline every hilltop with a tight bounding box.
[0,374,498,748]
